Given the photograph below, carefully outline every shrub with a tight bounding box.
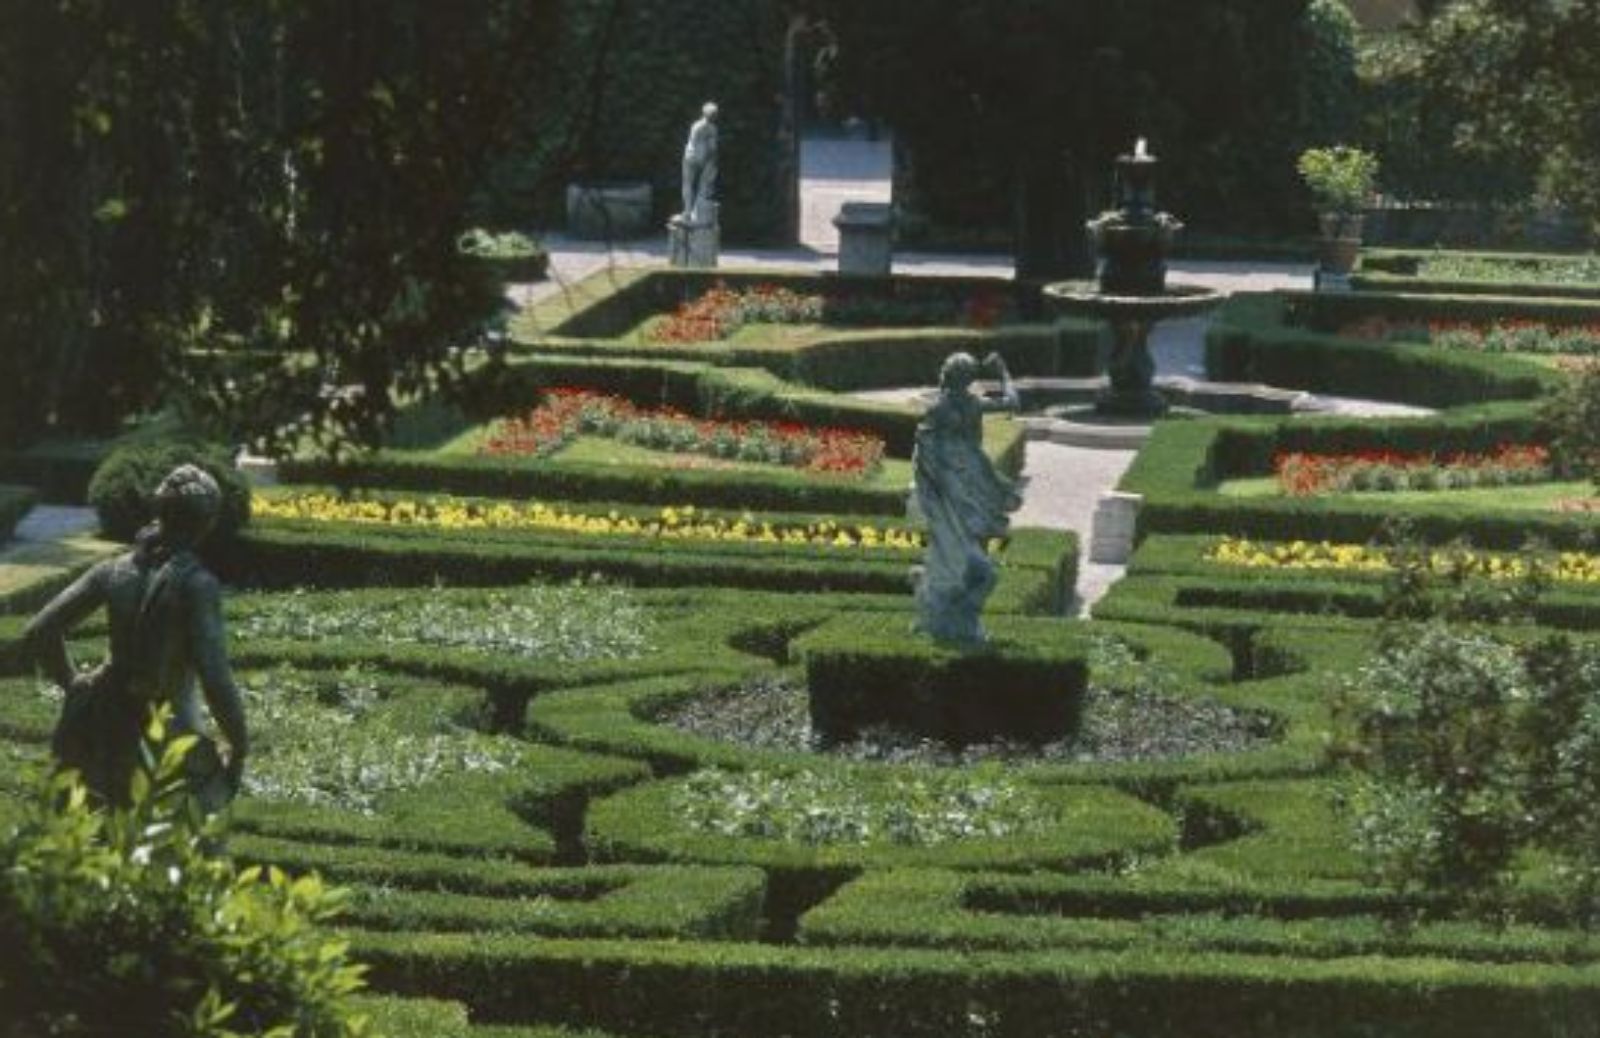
[1544,362,1600,486]
[0,712,369,1037]
[1296,145,1378,215]
[0,482,36,542]
[87,440,250,543]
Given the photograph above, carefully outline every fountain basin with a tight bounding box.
[1042,282,1225,417]
[1042,281,1224,322]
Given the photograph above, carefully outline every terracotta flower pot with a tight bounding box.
[1317,213,1364,275]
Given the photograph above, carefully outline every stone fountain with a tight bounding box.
[1043,139,1223,417]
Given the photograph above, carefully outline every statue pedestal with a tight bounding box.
[669,208,719,269]
[833,201,893,276]
[1089,491,1142,564]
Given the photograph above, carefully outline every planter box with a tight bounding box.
[566,181,654,241]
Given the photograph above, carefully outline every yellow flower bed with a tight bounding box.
[253,493,925,552]
[1207,536,1600,585]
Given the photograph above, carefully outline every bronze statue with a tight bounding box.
[24,464,248,811]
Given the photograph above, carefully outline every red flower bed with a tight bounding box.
[1275,444,1552,496]
[481,388,886,477]
[646,281,1010,343]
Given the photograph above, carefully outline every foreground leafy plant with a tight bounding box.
[1335,538,1600,925]
[0,710,370,1036]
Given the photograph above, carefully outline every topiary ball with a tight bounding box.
[88,441,251,544]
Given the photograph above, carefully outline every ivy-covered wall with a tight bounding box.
[487,0,793,246]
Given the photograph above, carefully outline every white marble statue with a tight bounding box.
[911,352,1021,644]
[680,102,719,225]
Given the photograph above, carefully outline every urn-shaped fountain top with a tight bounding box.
[1090,137,1183,296]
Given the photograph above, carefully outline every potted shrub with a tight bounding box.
[1296,145,1378,276]
[458,228,549,282]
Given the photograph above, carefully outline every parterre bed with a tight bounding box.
[6,281,1600,1035]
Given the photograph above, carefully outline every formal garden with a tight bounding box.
[3,1,1600,1036]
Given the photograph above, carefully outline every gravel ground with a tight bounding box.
[661,674,1275,768]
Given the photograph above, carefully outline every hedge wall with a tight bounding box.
[1118,417,1600,551]
[1204,293,1557,408]
[0,483,35,542]
[512,267,1105,391]
[1355,249,1600,300]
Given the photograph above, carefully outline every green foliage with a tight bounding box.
[1299,0,1362,146]
[1338,624,1532,904]
[1354,31,1537,209]
[673,766,1047,847]
[821,0,1348,268]
[1543,362,1600,486]
[0,2,555,455]
[234,582,653,663]
[1334,551,1600,921]
[0,711,369,1037]
[1419,0,1600,233]
[86,439,251,543]
[494,0,788,242]
[241,664,530,814]
[1297,145,1380,215]
[0,483,36,542]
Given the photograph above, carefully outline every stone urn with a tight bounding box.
[1316,212,1365,276]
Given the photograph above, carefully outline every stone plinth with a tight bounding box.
[833,201,893,276]
[669,207,720,269]
[1089,491,1142,564]
[1315,269,1353,293]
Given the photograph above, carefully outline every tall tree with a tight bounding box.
[811,0,1324,279]
[1419,0,1600,232]
[0,1,559,455]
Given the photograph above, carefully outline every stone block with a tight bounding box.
[1088,490,1142,564]
[833,201,893,276]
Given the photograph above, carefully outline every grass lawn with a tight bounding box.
[624,316,830,349]
[1218,476,1597,510]
[0,534,121,602]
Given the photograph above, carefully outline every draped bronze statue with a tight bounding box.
[25,464,248,811]
[911,352,1021,644]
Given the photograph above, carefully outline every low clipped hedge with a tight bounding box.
[0,483,35,542]
[236,837,766,940]
[527,619,1325,791]
[1356,249,1600,300]
[512,267,1103,391]
[799,857,1600,962]
[1205,292,1557,408]
[220,503,1072,611]
[585,774,1175,875]
[796,614,1089,745]
[297,352,1030,514]
[1118,414,1600,550]
[350,930,1600,1038]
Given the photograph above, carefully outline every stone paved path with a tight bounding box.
[798,135,893,253]
[12,505,96,543]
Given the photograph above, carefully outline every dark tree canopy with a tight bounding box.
[810,0,1332,277]
[0,1,559,456]
[1419,0,1600,232]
